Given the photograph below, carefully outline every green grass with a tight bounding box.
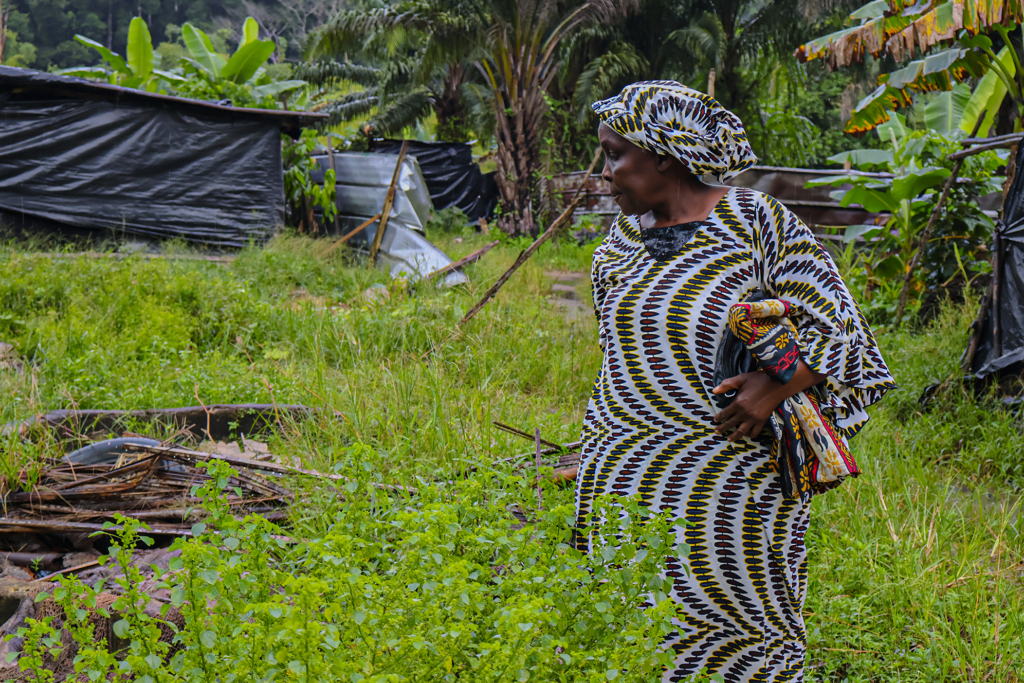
[0,230,1021,680]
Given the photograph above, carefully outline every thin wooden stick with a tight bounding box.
[894,113,987,322]
[32,560,101,582]
[961,132,1024,147]
[370,140,409,266]
[534,428,543,512]
[321,213,381,257]
[458,147,602,327]
[492,421,562,449]
[949,135,1024,160]
[428,240,499,279]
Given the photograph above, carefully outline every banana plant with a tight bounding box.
[179,18,304,100]
[797,0,1024,135]
[58,17,183,92]
[809,114,1003,314]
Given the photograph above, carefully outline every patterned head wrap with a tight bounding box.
[592,80,757,185]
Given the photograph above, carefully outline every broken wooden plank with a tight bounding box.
[369,140,410,266]
[321,212,382,257]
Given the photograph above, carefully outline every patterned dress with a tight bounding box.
[574,187,894,682]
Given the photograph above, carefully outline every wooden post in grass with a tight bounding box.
[457,147,603,327]
[326,133,339,235]
[893,112,987,323]
[369,140,409,267]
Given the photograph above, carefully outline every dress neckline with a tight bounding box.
[637,186,734,232]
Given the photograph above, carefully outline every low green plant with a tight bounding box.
[11,458,710,682]
[283,130,338,232]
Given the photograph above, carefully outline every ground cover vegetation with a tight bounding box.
[0,227,1021,681]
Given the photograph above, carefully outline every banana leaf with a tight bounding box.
[963,0,1024,33]
[840,185,901,213]
[924,82,971,133]
[251,80,307,98]
[850,0,889,22]
[182,23,225,78]
[876,112,909,142]
[890,166,951,201]
[960,46,1014,136]
[845,85,913,133]
[126,17,154,79]
[827,149,895,169]
[884,49,966,90]
[54,66,111,80]
[221,40,276,84]
[242,17,260,46]
[843,224,885,242]
[74,35,131,75]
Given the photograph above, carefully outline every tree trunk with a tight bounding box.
[492,91,543,237]
[434,64,471,143]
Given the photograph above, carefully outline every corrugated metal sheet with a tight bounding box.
[311,152,466,286]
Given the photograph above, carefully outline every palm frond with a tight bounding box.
[308,9,389,58]
[296,60,381,88]
[319,89,380,127]
[369,89,434,136]
[572,41,650,122]
[460,81,496,140]
[666,11,726,68]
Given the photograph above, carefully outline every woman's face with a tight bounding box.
[598,122,663,217]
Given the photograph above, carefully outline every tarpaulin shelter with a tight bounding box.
[372,140,498,222]
[0,66,325,248]
[967,143,1024,379]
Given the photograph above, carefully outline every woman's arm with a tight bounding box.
[710,362,826,442]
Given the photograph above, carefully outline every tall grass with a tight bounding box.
[0,231,1020,680]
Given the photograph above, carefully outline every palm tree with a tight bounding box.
[476,0,639,236]
[303,3,486,141]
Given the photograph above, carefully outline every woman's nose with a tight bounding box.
[601,159,612,183]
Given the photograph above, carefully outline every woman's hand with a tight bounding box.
[711,362,827,442]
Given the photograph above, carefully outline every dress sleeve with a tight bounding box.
[751,193,896,437]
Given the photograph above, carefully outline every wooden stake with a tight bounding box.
[707,68,715,98]
[326,133,339,234]
[534,428,543,513]
[369,140,409,267]
[457,147,602,327]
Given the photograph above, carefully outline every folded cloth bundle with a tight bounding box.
[715,293,860,501]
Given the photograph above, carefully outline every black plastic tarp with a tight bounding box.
[970,143,1024,377]
[372,139,497,222]
[0,66,319,248]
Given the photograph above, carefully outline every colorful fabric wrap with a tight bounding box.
[727,298,861,502]
[591,80,757,185]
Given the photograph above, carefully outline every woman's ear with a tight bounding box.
[655,154,675,173]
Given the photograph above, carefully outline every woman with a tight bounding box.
[574,81,895,682]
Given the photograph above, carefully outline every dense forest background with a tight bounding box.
[1,0,357,69]
[1,0,872,168]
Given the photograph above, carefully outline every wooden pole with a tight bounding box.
[707,68,715,98]
[458,147,603,327]
[369,140,409,267]
[326,133,339,235]
[894,112,987,322]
